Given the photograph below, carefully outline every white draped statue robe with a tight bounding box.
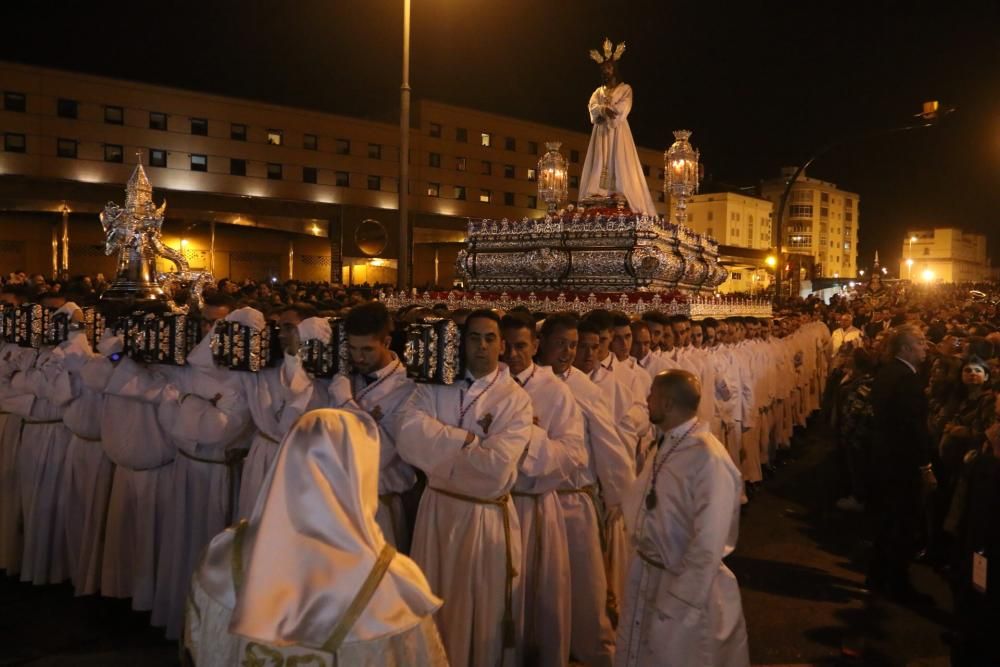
[616,419,749,667]
[511,364,586,667]
[578,82,658,216]
[0,344,37,574]
[395,365,531,667]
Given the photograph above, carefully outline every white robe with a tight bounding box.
[331,354,418,551]
[579,82,658,216]
[616,419,749,667]
[559,366,636,667]
[237,355,315,521]
[0,344,36,574]
[395,365,531,667]
[511,364,586,667]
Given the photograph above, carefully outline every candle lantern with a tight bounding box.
[537,142,569,212]
[664,129,700,226]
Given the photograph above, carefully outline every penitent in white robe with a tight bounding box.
[332,354,418,551]
[616,419,749,667]
[511,364,586,667]
[579,82,658,216]
[558,366,636,667]
[0,344,37,575]
[237,355,315,521]
[395,365,531,667]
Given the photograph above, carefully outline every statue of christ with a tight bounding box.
[578,39,658,217]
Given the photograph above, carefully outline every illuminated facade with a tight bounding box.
[759,168,860,279]
[0,62,667,285]
[899,228,991,283]
[686,191,773,294]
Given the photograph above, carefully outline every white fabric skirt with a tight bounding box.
[17,422,71,585]
[0,413,23,574]
[63,435,114,595]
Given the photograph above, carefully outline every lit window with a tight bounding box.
[149,148,167,167]
[57,98,78,119]
[427,182,440,197]
[303,166,317,184]
[335,139,350,155]
[454,185,466,200]
[368,143,382,159]
[267,130,283,146]
[230,158,246,176]
[4,92,25,112]
[368,175,381,191]
[479,190,492,203]
[57,138,77,159]
[231,123,247,141]
[190,154,207,171]
[429,123,442,138]
[456,157,467,171]
[3,133,24,153]
[105,106,124,125]
[527,168,536,181]
[335,171,349,187]
[149,112,167,131]
[104,144,123,162]
[304,134,318,150]
[481,132,492,147]
[191,118,208,135]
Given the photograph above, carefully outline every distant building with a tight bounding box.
[0,61,668,285]
[759,168,859,279]
[686,190,773,294]
[899,228,991,283]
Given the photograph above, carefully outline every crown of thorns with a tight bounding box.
[589,38,626,64]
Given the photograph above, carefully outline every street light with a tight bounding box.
[922,268,935,283]
[765,255,777,269]
[397,0,412,292]
[905,257,914,279]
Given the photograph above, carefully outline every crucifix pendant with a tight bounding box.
[645,488,657,510]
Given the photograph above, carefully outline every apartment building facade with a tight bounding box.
[686,191,774,294]
[900,228,991,283]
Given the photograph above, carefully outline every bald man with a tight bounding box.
[616,370,749,667]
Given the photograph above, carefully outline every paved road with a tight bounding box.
[0,419,953,666]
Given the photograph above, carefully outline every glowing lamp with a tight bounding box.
[921,268,935,282]
[537,142,569,212]
[663,129,700,226]
[765,255,777,268]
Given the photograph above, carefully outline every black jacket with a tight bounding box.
[870,357,931,482]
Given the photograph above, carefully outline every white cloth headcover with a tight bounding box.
[97,330,124,356]
[227,408,441,646]
[54,301,82,319]
[297,316,332,343]
[225,306,267,332]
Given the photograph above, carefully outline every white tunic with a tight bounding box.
[579,82,658,216]
[0,344,36,574]
[617,419,749,667]
[395,365,531,667]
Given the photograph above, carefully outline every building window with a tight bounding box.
[454,185,466,200]
[368,143,382,159]
[191,118,208,135]
[527,194,537,208]
[527,141,538,155]
[505,136,516,151]
[843,241,851,250]
[845,211,853,222]
[1,131,23,153]
[367,175,381,191]
[267,163,282,180]
[481,160,491,176]
[820,207,829,217]
[104,144,123,162]
[4,92,25,112]
[427,182,440,197]
[569,174,579,188]
[820,192,829,203]
[844,197,853,208]
[231,123,247,141]
[731,272,743,281]
[706,227,714,237]
[266,130,283,146]
[456,127,468,143]
[429,152,441,168]
[924,247,930,256]
[149,148,167,167]
[303,166,317,184]
[570,149,580,163]
[429,123,442,138]
[789,205,813,218]
[304,134,318,150]
[456,157,467,171]
[658,168,665,180]
[479,190,492,203]
[503,164,515,179]
[504,192,515,206]
[333,138,350,155]
[57,98,78,119]
[335,171,349,187]
[707,211,714,221]
[57,138,77,159]
[527,168,536,181]
[190,154,207,171]
[481,132,492,147]
[105,105,124,125]
[149,112,167,131]
[230,158,246,176]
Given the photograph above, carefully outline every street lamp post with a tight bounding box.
[397,0,411,292]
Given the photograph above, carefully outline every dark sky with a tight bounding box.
[5,1,1000,269]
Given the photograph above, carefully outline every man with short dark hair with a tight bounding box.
[329,301,417,549]
[396,309,532,667]
[617,370,749,667]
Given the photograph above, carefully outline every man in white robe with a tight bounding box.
[539,313,635,667]
[617,370,749,667]
[395,309,532,667]
[579,39,658,216]
[500,313,586,667]
[329,301,417,551]
[0,325,36,575]
[630,319,667,384]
